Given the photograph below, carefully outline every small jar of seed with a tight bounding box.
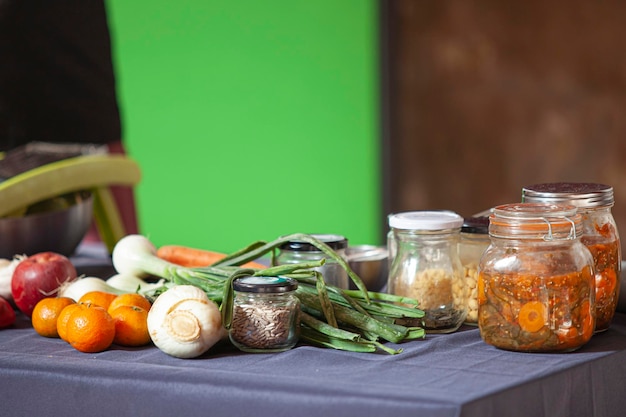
[229,276,300,353]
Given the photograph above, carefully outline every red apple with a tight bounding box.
[11,252,77,317]
[0,296,15,328]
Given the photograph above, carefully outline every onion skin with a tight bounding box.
[147,285,223,358]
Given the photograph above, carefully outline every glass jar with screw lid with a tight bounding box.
[387,211,467,333]
[229,276,300,353]
[275,234,349,288]
[522,182,621,332]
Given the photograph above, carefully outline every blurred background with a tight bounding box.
[107,0,626,253]
[381,0,626,255]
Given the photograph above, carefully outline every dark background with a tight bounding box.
[382,0,626,252]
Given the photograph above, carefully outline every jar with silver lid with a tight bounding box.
[459,216,490,325]
[276,234,349,289]
[387,211,467,333]
[522,182,621,332]
[478,203,596,352]
[229,276,300,353]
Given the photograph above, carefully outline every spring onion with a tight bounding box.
[111,234,426,354]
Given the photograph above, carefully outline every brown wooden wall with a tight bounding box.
[381,0,626,252]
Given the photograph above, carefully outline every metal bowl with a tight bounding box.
[0,191,93,258]
[346,245,389,292]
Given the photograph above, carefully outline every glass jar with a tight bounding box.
[387,210,459,272]
[459,216,490,325]
[229,276,300,353]
[387,211,467,333]
[522,182,621,332]
[478,203,596,352]
[276,234,349,289]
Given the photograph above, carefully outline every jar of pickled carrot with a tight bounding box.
[522,182,621,332]
[478,203,596,352]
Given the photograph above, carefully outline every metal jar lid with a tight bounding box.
[461,216,490,235]
[279,234,348,252]
[522,182,614,208]
[233,276,298,293]
[388,210,464,231]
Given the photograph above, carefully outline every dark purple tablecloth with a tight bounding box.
[2,309,626,417]
[1,244,626,417]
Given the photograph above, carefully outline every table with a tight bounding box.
[2,246,626,417]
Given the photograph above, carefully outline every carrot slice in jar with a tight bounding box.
[518,301,547,333]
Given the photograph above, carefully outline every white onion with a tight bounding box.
[112,234,173,278]
[0,256,26,301]
[106,273,165,294]
[147,285,224,358]
[58,276,126,302]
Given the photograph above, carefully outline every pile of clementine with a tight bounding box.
[31,291,152,353]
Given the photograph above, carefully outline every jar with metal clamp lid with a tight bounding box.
[387,211,467,333]
[522,182,621,332]
[478,203,596,352]
[275,234,349,289]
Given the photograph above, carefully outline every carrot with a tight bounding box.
[157,245,267,269]
[518,301,546,333]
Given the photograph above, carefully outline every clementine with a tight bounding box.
[57,302,85,342]
[107,293,152,314]
[65,303,115,353]
[78,291,118,310]
[32,297,76,338]
[109,305,151,347]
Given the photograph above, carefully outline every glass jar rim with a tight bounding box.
[279,234,348,252]
[489,203,583,240]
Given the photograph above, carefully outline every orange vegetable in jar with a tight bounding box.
[518,301,547,333]
[584,239,620,332]
[479,267,595,352]
[477,203,596,353]
[522,182,621,332]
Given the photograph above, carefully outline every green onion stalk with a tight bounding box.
[112,233,425,354]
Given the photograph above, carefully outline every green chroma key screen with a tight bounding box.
[108,0,381,253]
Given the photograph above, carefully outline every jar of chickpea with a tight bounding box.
[459,216,490,325]
[387,211,467,333]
